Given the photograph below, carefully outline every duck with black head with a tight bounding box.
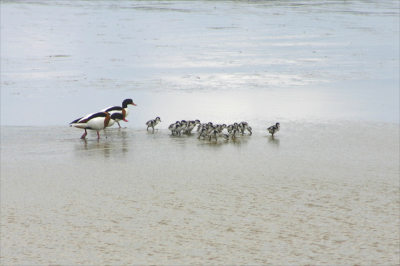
[101,99,137,128]
[70,112,124,139]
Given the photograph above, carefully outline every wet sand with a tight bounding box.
[1,0,399,265]
[1,123,399,265]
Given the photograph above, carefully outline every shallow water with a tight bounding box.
[1,123,399,264]
[1,0,399,265]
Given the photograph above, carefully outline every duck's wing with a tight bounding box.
[101,106,122,112]
[77,112,107,124]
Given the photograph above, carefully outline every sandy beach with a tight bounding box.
[1,0,399,265]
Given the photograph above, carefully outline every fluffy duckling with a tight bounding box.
[146,117,161,131]
[267,122,280,137]
[184,120,200,134]
[175,120,188,135]
[239,121,252,135]
[227,123,239,134]
[207,129,219,141]
[168,121,181,135]
[215,124,227,133]
[197,125,209,139]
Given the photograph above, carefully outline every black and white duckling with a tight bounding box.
[207,129,219,141]
[227,123,240,134]
[215,124,227,133]
[239,121,252,135]
[197,123,209,132]
[197,125,209,139]
[227,124,235,133]
[168,121,181,135]
[175,120,188,135]
[146,117,161,131]
[168,123,175,134]
[185,120,200,134]
[267,122,280,137]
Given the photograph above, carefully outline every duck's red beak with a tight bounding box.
[131,103,137,106]
[123,119,129,122]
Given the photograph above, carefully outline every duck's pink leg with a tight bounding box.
[81,129,87,139]
[97,131,101,139]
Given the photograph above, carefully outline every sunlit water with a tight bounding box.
[1,0,399,265]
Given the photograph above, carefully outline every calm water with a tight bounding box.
[1,0,399,126]
[1,0,399,265]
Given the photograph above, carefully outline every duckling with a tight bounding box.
[197,123,205,132]
[175,120,187,135]
[227,123,240,134]
[146,117,161,131]
[168,123,176,135]
[239,121,252,135]
[213,124,226,133]
[168,121,181,135]
[184,119,200,134]
[267,122,280,137]
[227,124,235,133]
[207,129,219,141]
[197,126,208,139]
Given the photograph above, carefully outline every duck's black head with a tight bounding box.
[111,113,124,121]
[122,99,137,108]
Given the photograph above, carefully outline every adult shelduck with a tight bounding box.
[107,114,128,128]
[101,99,137,128]
[70,112,124,139]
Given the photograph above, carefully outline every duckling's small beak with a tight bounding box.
[123,119,129,122]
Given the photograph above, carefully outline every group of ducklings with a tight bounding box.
[147,118,280,141]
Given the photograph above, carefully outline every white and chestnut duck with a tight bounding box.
[101,99,137,128]
[70,112,124,139]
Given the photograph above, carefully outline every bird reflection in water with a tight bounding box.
[268,136,280,147]
[118,130,129,153]
[76,134,129,158]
